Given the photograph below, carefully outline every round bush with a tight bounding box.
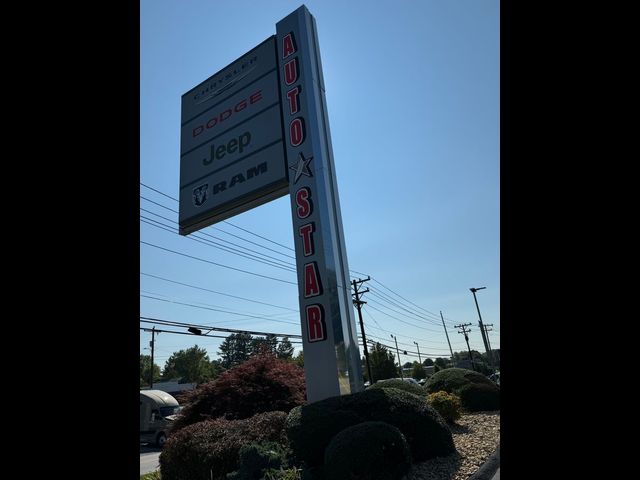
[227,441,288,480]
[172,354,306,432]
[427,391,462,423]
[159,411,287,480]
[424,367,495,395]
[285,387,454,467]
[457,383,500,412]
[367,378,426,397]
[323,421,411,480]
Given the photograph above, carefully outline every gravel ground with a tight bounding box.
[406,411,500,480]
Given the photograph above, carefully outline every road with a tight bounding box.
[140,444,161,476]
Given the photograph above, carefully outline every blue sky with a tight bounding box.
[140,0,500,370]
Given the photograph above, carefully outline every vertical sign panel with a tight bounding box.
[277,6,363,402]
[179,37,288,235]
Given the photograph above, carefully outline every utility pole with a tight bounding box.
[149,326,156,388]
[440,311,455,366]
[390,334,403,378]
[455,323,475,371]
[484,324,495,369]
[352,277,373,385]
[470,287,493,368]
[413,341,421,364]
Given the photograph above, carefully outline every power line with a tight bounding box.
[140,272,298,312]
[140,240,298,285]
[140,182,477,331]
[140,207,297,263]
[140,294,300,326]
[141,216,297,272]
[365,302,447,334]
[140,327,303,344]
[140,290,298,321]
[362,306,462,347]
[140,182,179,202]
[141,207,297,264]
[140,316,303,339]
[371,277,452,323]
[140,195,179,214]
[367,288,445,326]
[140,182,294,252]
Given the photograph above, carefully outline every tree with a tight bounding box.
[423,358,434,366]
[140,354,160,387]
[162,345,217,384]
[451,350,492,375]
[293,350,304,368]
[218,333,253,368]
[276,337,294,359]
[403,362,413,369]
[434,357,450,369]
[251,334,278,356]
[368,342,398,382]
[411,362,427,380]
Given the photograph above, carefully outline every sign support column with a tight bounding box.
[277,6,363,402]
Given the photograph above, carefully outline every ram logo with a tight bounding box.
[192,184,209,207]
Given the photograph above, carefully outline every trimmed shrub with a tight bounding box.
[368,378,426,397]
[159,411,287,480]
[172,354,306,432]
[323,421,411,480]
[226,441,288,480]
[427,391,462,423]
[424,367,495,395]
[285,387,454,467]
[457,383,500,412]
[264,467,302,480]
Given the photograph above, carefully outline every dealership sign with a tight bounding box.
[179,6,363,402]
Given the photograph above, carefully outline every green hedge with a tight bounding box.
[457,383,500,411]
[159,411,287,480]
[424,368,495,394]
[226,441,289,480]
[285,387,454,467]
[424,368,499,412]
[367,379,426,397]
[323,421,411,480]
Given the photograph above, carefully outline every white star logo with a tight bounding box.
[289,152,313,184]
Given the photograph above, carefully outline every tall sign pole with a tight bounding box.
[277,6,363,402]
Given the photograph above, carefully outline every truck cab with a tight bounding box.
[140,390,181,447]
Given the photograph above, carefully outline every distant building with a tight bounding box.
[403,365,435,377]
[142,379,197,399]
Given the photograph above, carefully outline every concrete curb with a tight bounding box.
[467,444,500,480]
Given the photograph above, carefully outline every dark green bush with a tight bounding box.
[285,387,454,467]
[160,411,287,480]
[226,441,288,480]
[457,383,500,412]
[323,421,411,480]
[424,367,495,395]
[427,391,462,423]
[172,354,306,432]
[367,378,426,397]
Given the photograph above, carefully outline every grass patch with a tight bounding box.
[140,471,160,480]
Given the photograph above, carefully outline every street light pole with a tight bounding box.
[391,334,403,379]
[413,341,421,364]
[470,287,493,368]
[149,326,156,388]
